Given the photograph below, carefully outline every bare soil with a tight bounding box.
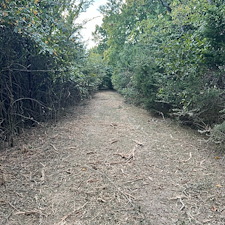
[0,91,224,225]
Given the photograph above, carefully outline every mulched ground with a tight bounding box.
[0,91,224,225]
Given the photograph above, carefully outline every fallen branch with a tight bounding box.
[179,198,185,211]
[114,145,137,162]
[110,123,118,128]
[123,177,144,184]
[169,195,188,200]
[14,210,41,215]
[133,140,144,147]
[127,146,136,161]
[113,153,129,160]
[87,151,95,155]
[111,139,118,144]
[108,161,126,165]
[169,195,187,211]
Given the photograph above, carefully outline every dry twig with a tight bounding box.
[14,210,41,216]
[50,144,58,153]
[40,163,46,182]
[133,140,144,147]
[181,152,192,163]
[113,153,129,160]
[111,139,118,144]
[54,202,88,225]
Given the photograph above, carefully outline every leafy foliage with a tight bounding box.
[95,0,225,147]
[0,0,106,147]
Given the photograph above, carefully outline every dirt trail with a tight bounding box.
[0,91,224,225]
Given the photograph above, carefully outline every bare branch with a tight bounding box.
[12,113,40,125]
[12,97,47,108]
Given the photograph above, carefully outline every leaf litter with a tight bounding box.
[0,91,224,225]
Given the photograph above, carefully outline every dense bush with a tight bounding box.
[0,0,104,147]
[94,0,225,147]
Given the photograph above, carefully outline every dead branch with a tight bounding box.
[14,210,41,215]
[87,151,95,155]
[123,177,144,184]
[114,145,137,162]
[179,198,185,211]
[169,195,187,211]
[108,161,126,165]
[5,68,64,73]
[127,146,136,161]
[169,195,188,200]
[12,113,40,125]
[111,139,118,144]
[133,140,144,147]
[12,97,46,108]
[110,123,118,128]
[113,153,129,160]
[97,198,106,203]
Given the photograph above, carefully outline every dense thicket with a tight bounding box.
[94,0,225,147]
[0,0,105,147]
